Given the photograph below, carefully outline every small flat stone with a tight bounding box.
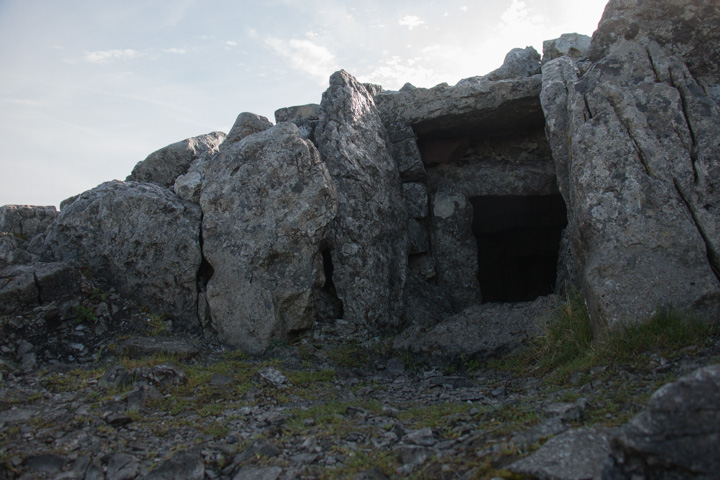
[24,454,67,473]
[232,466,282,480]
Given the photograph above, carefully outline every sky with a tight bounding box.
[0,0,609,208]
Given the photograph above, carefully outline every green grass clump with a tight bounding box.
[490,292,716,384]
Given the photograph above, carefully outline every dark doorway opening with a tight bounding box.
[470,195,568,303]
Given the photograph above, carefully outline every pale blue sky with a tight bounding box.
[0,0,608,207]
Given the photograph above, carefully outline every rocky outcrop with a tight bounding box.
[486,46,541,82]
[275,104,320,144]
[0,205,57,240]
[375,75,543,137]
[589,0,720,93]
[127,132,225,188]
[542,33,591,63]
[30,181,202,326]
[0,262,83,315]
[222,112,273,151]
[316,70,408,331]
[200,122,336,353]
[603,364,720,479]
[541,0,720,332]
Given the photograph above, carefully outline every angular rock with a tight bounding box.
[541,38,720,331]
[173,154,211,204]
[201,122,336,353]
[275,104,320,144]
[32,181,202,327]
[24,454,67,474]
[0,233,34,268]
[403,271,453,329]
[402,183,428,219]
[384,123,426,182]
[376,74,543,138]
[486,46,541,81]
[232,466,282,480]
[0,205,57,240]
[104,453,139,480]
[430,186,480,310]
[603,364,720,479]
[127,132,225,188]
[222,112,273,151]
[426,129,557,197]
[146,450,204,480]
[316,70,408,330]
[509,428,615,480]
[407,219,430,255]
[589,0,720,88]
[397,295,557,360]
[0,262,82,314]
[542,33,591,62]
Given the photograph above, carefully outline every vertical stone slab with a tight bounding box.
[431,187,480,310]
[316,70,408,331]
[200,123,336,353]
[541,40,720,332]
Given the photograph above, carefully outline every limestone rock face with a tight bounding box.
[542,33,591,62]
[0,262,82,315]
[200,122,336,353]
[541,2,720,331]
[375,75,543,137]
[127,132,226,188]
[589,0,720,91]
[0,205,58,240]
[32,181,202,326]
[316,70,408,331]
[603,364,720,479]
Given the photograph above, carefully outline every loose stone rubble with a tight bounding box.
[3,0,720,478]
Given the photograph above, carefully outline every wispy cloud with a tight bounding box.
[264,37,339,83]
[162,48,188,54]
[226,40,237,47]
[83,49,138,63]
[398,15,425,30]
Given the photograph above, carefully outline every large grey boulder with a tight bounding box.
[316,70,408,331]
[602,364,720,479]
[31,181,202,326]
[200,122,336,354]
[0,205,57,240]
[541,8,720,331]
[127,132,226,188]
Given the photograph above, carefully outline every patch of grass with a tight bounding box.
[146,313,171,336]
[398,402,475,429]
[73,304,97,324]
[327,342,369,368]
[320,448,396,480]
[488,292,716,384]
